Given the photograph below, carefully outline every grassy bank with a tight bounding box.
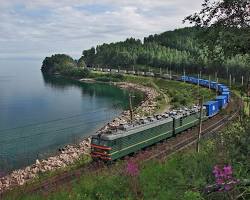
[124,75,215,109]
[89,72,215,113]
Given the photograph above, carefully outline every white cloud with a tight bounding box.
[0,0,203,59]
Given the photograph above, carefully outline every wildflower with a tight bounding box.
[224,184,231,191]
[216,178,224,185]
[212,164,239,192]
[223,165,232,178]
[126,161,139,177]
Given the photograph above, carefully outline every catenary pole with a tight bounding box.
[196,96,203,153]
[229,74,232,88]
[129,94,134,122]
[184,69,186,83]
[198,73,200,96]
[209,75,211,90]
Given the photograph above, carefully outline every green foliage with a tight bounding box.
[139,149,216,200]
[41,54,77,74]
[60,67,90,79]
[184,0,250,60]
[152,79,215,108]
[184,0,250,28]
[41,54,90,79]
[217,120,250,178]
[82,36,196,71]
[77,56,86,68]
[81,27,249,81]
[183,191,204,200]
[82,47,95,67]
[91,73,125,82]
[122,75,215,110]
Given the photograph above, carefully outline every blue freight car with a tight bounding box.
[219,86,229,93]
[210,81,218,90]
[199,79,206,86]
[188,77,197,84]
[181,76,189,82]
[217,84,224,92]
[222,92,230,102]
[181,76,185,81]
[204,101,219,117]
[222,88,230,93]
[203,80,210,88]
[215,95,228,109]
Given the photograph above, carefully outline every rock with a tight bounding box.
[35,159,40,165]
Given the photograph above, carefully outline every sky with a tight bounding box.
[0,0,204,60]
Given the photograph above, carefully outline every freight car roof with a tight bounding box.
[216,95,227,100]
[203,101,218,106]
[99,117,173,140]
[93,107,202,140]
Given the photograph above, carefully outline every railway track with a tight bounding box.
[144,110,239,162]
[1,97,241,198]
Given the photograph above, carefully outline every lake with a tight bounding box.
[0,59,143,174]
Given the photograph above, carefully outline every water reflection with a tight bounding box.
[42,74,144,110]
[0,71,144,173]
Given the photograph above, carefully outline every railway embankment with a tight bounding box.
[0,80,160,194]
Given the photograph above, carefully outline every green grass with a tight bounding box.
[3,141,217,200]
[87,72,215,111]
[124,75,215,109]
[87,72,215,113]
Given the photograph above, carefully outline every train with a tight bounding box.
[90,75,230,162]
[88,67,187,81]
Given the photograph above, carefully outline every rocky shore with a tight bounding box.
[109,82,159,126]
[0,81,160,193]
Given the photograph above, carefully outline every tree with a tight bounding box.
[184,0,250,56]
[82,47,95,67]
[77,56,86,68]
[41,54,77,74]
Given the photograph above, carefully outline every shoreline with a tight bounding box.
[0,79,161,193]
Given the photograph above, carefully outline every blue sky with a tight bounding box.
[0,0,203,59]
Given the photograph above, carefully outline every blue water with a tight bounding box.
[0,59,143,173]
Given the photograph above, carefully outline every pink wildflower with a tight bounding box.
[224,184,232,191]
[216,178,224,185]
[126,161,139,177]
[212,164,239,192]
[223,165,232,178]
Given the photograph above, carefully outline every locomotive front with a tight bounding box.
[90,135,112,161]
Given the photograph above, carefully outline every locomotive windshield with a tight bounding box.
[91,137,109,146]
[91,138,99,144]
[99,140,109,146]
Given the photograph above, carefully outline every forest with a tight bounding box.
[80,27,249,80]
[41,26,249,83]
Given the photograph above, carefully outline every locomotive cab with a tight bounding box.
[91,135,112,161]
